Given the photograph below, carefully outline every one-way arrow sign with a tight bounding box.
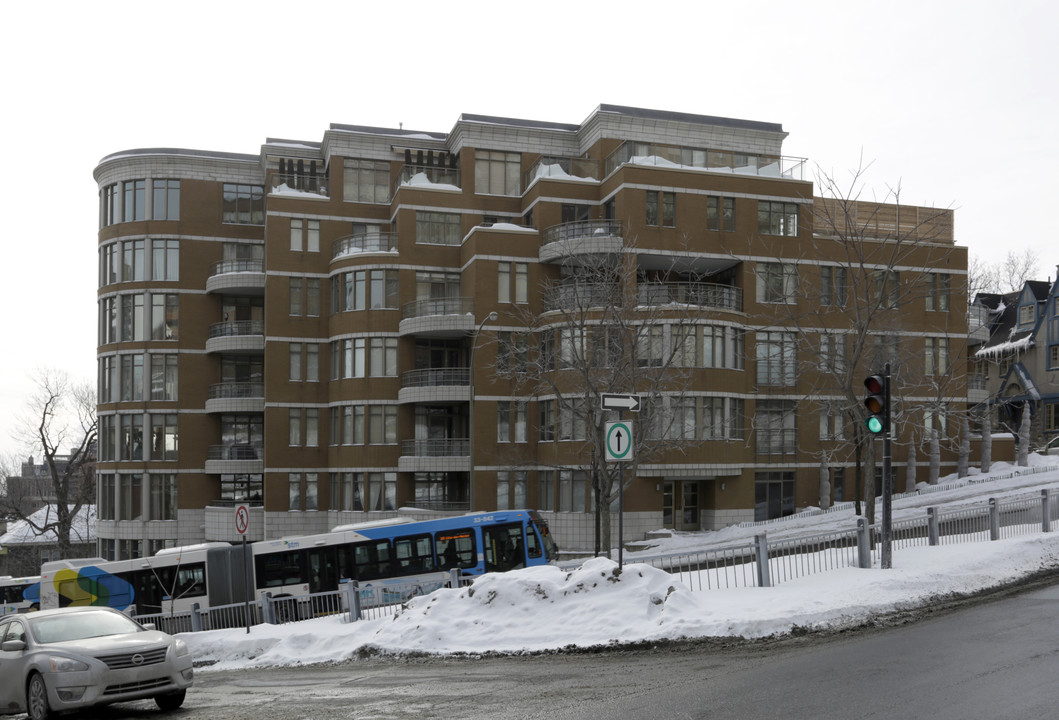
[601,393,641,412]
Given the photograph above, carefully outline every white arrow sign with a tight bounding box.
[601,393,641,412]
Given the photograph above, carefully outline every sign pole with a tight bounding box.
[235,504,252,634]
[618,410,624,568]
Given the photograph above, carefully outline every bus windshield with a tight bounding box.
[528,511,559,561]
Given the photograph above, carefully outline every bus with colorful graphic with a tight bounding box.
[37,510,558,617]
[0,575,40,615]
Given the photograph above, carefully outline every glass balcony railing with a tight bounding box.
[401,367,471,388]
[604,141,806,181]
[209,259,264,277]
[401,297,473,320]
[523,156,599,188]
[208,382,264,400]
[332,231,398,258]
[637,282,743,312]
[395,165,461,193]
[401,438,469,457]
[541,219,622,247]
[269,171,329,198]
[207,444,263,461]
[208,320,264,339]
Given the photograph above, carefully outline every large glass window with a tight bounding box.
[925,337,950,376]
[370,270,399,309]
[416,211,461,245]
[150,354,178,400]
[475,150,520,196]
[757,201,798,236]
[821,266,847,307]
[926,273,949,312]
[151,293,178,340]
[757,262,798,304]
[149,474,177,520]
[120,354,144,401]
[123,180,145,222]
[756,331,796,386]
[151,239,179,281]
[646,191,676,227]
[873,270,901,309]
[152,179,180,220]
[119,474,143,520]
[343,158,390,204]
[222,184,265,225]
[706,196,735,232]
[101,184,118,228]
[755,471,795,521]
[755,401,797,455]
[150,414,178,460]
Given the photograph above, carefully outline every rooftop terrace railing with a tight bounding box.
[604,141,806,181]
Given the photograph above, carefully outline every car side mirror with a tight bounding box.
[141,623,156,631]
[2,640,26,652]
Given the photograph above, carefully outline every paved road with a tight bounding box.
[36,576,1059,720]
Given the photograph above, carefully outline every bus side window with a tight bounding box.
[436,530,476,571]
[354,540,392,581]
[526,527,542,559]
[393,535,434,575]
[175,565,206,598]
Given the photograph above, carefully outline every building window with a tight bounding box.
[498,263,509,303]
[332,271,368,313]
[1019,303,1036,325]
[558,469,587,512]
[151,293,178,340]
[123,180,145,222]
[475,150,521,196]
[344,158,390,204]
[873,270,901,309]
[289,473,302,511]
[496,470,528,510]
[150,354,177,401]
[119,474,143,521]
[122,239,145,281]
[306,409,319,447]
[152,179,180,220]
[290,343,303,381]
[331,472,364,511]
[120,354,144,401]
[925,337,950,376]
[99,416,115,462]
[289,409,302,446]
[757,201,798,236]
[538,470,555,511]
[368,405,397,444]
[151,239,179,281]
[222,184,265,225]
[99,356,117,403]
[706,196,735,231]
[819,402,846,440]
[926,273,949,312]
[755,471,795,521]
[370,270,399,309]
[307,278,320,317]
[1045,403,1058,432]
[646,191,676,227]
[497,332,529,374]
[821,266,847,307]
[99,474,115,520]
[673,397,744,440]
[416,211,461,245]
[636,325,664,367]
[306,343,319,382]
[757,262,798,304]
[290,219,303,251]
[290,277,303,315]
[149,414,178,460]
[539,399,555,442]
[702,325,745,370]
[369,338,397,377]
[819,332,846,374]
[1051,345,1059,370]
[101,184,118,228]
[925,405,949,434]
[756,331,796,386]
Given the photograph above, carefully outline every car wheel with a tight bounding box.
[26,673,52,720]
[155,689,187,711]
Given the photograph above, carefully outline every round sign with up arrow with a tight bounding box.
[605,421,633,462]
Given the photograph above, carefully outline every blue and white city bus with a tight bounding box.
[0,575,40,615]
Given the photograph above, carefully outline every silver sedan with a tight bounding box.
[0,606,193,720]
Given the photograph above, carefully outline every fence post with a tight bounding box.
[1043,490,1051,533]
[346,581,361,623]
[263,592,275,625]
[754,533,771,588]
[448,569,459,589]
[856,518,872,568]
[190,602,203,633]
[927,507,939,546]
[989,498,1000,541]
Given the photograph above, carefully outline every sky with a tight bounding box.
[1,0,1056,458]
[181,454,1059,666]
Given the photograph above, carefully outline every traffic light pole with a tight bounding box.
[881,362,893,570]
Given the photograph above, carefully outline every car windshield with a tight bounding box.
[30,611,143,644]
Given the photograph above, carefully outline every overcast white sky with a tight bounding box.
[1,0,1055,459]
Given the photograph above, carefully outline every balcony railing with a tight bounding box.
[756,429,799,456]
[208,382,264,400]
[207,444,263,461]
[270,172,329,198]
[332,232,398,259]
[395,165,461,193]
[637,282,743,312]
[523,156,599,188]
[208,320,264,339]
[968,375,987,392]
[209,259,264,277]
[604,141,806,181]
[541,219,622,247]
[401,438,469,457]
[401,297,473,321]
[402,367,471,388]
[543,283,618,312]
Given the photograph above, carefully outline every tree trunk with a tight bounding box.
[929,430,941,484]
[1018,401,1031,467]
[981,409,992,473]
[864,436,877,526]
[958,415,970,478]
[818,456,831,510]
[906,433,918,491]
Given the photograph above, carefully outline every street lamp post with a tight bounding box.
[468,311,498,511]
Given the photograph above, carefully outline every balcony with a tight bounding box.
[399,297,475,338]
[540,219,623,264]
[637,282,743,313]
[332,231,398,260]
[523,156,598,190]
[394,164,461,194]
[604,141,806,181]
[398,367,471,404]
[206,259,265,295]
[968,306,992,345]
[204,444,264,475]
[205,382,264,414]
[968,374,989,404]
[542,283,618,313]
[398,438,469,474]
[269,170,329,198]
[205,320,265,354]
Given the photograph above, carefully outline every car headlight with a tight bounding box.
[49,656,90,673]
[174,639,190,658]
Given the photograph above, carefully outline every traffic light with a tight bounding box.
[863,374,889,434]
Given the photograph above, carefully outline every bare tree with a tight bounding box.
[969,248,1042,299]
[758,160,958,524]
[0,369,97,559]
[508,239,710,555]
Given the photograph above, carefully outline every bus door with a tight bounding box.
[306,548,338,594]
[482,523,525,573]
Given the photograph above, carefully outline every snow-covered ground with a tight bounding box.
[182,455,1059,670]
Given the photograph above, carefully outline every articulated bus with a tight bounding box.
[39,510,558,617]
[0,575,40,615]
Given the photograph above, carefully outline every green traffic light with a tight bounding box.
[866,416,884,434]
